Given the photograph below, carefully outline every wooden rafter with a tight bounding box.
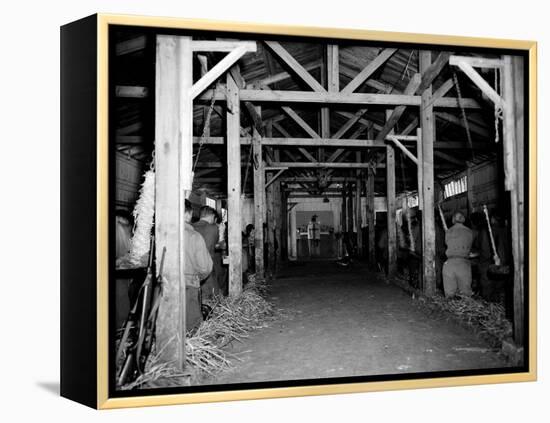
[190,44,256,99]
[281,107,320,138]
[376,73,422,141]
[264,41,326,92]
[341,48,397,94]
[451,58,504,108]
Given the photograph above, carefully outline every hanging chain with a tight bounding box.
[192,82,220,176]
[494,68,503,143]
[452,71,475,162]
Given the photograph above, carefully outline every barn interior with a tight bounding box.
[113,27,526,387]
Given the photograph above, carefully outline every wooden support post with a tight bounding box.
[347,183,354,242]
[226,72,242,296]
[417,128,423,210]
[367,166,376,267]
[154,36,192,370]
[386,144,397,276]
[386,109,397,276]
[266,121,277,275]
[420,51,437,297]
[252,130,265,277]
[356,151,363,257]
[281,189,289,260]
[273,177,282,266]
[466,164,475,212]
[266,170,275,274]
[341,185,347,235]
[503,55,525,348]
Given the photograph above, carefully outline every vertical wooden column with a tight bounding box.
[466,164,475,212]
[503,55,525,347]
[341,186,347,257]
[386,144,397,276]
[273,177,282,266]
[226,72,242,296]
[281,189,289,260]
[320,45,339,160]
[347,183,354,239]
[367,166,376,267]
[252,132,265,277]
[355,152,363,257]
[420,50,437,297]
[155,36,191,369]
[266,170,275,274]
[290,203,297,258]
[416,128,423,211]
[341,187,347,232]
[386,109,397,276]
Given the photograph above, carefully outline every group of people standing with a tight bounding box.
[184,201,259,330]
[183,201,226,329]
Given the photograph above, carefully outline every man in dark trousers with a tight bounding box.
[193,205,220,300]
[443,211,474,297]
[184,200,213,331]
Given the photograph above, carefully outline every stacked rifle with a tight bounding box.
[116,240,166,386]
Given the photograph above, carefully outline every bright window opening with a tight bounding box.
[444,175,468,199]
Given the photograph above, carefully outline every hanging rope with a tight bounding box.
[452,71,475,162]
[400,50,416,81]
[192,82,220,184]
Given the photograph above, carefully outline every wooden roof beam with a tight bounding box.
[198,88,481,108]
[116,36,146,55]
[264,41,326,92]
[341,48,397,94]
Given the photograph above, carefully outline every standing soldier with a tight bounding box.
[443,211,474,297]
[193,206,220,300]
[307,215,321,257]
[184,200,213,330]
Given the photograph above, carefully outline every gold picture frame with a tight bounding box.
[60,13,537,409]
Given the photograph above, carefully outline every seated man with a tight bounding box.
[184,200,213,331]
[443,211,474,297]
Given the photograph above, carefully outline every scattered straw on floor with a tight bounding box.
[120,273,275,390]
[416,294,513,347]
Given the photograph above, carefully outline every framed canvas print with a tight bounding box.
[60,13,537,409]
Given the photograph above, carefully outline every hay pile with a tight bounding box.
[120,274,274,390]
[417,294,513,346]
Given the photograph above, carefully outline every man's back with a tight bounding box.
[445,222,473,259]
[193,219,219,256]
[185,223,213,286]
[307,221,320,240]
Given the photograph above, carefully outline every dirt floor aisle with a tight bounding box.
[203,261,509,385]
